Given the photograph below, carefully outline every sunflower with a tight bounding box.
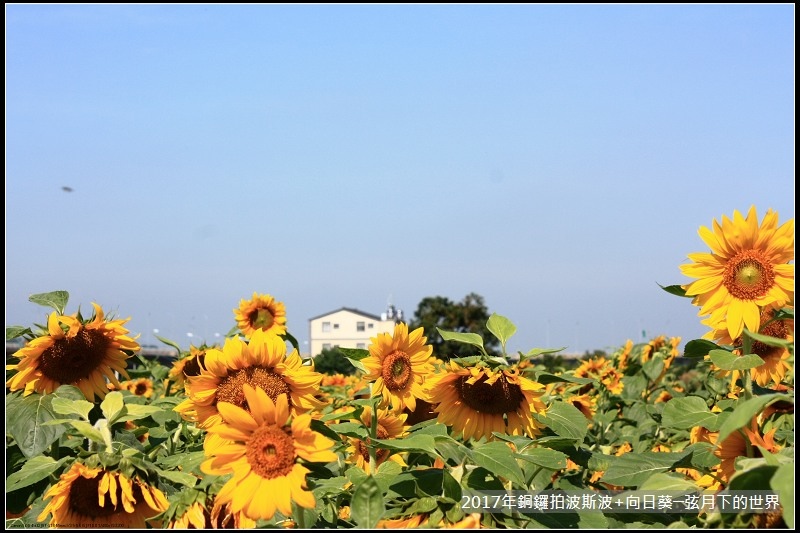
[120,377,154,399]
[168,498,256,529]
[704,306,793,390]
[680,206,794,340]
[715,418,780,483]
[426,361,546,441]
[7,303,139,401]
[168,345,210,391]
[37,462,168,528]
[175,329,324,428]
[201,386,337,521]
[234,292,287,338]
[574,356,624,395]
[361,322,434,412]
[347,406,408,473]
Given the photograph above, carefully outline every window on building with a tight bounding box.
[356,321,365,332]
[357,343,366,349]
[322,343,332,351]
[333,324,339,329]
[322,322,331,332]
[368,323,374,329]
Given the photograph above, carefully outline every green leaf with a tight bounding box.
[442,469,462,501]
[709,350,764,370]
[6,326,32,341]
[338,347,370,361]
[350,476,385,529]
[486,314,516,350]
[683,338,725,358]
[114,404,165,423]
[154,334,184,354]
[6,385,85,458]
[524,347,567,358]
[437,328,487,356]
[468,441,526,486]
[743,329,794,349]
[517,447,568,470]
[601,451,690,488]
[100,391,125,424]
[51,397,95,421]
[371,434,438,457]
[534,401,589,440]
[157,469,198,487]
[716,394,792,443]
[67,420,107,445]
[28,290,69,314]
[642,354,665,381]
[535,372,594,386]
[638,472,700,492]
[661,396,718,430]
[6,456,70,492]
[328,422,369,440]
[771,463,794,529]
[657,283,690,298]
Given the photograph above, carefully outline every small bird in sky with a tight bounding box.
[62,186,74,192]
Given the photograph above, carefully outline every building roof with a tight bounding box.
[308,306,383,322]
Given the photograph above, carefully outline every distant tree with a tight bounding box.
[581,349,608,360]
[313,347,356,375]
[409,292,499,359]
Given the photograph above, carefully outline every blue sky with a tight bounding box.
[6,5,795,356]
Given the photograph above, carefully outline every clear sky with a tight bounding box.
[5,4,795,356]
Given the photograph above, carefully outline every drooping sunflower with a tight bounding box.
[175,329,324,428]
[704,306,793,390]
[347,406,408,473]
[715,418,780,483]
[426,361,547,441]
[7,303,139,401]
[361,322,434,412]
[168,345,210,391]
[167,498,256,529]
[37,462,168,528]
[234,292,288,338]
[680,206,794,340]
[201,386,337,521]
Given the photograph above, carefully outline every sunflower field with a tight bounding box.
[5,206,794,529]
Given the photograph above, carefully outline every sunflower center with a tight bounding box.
[457,373,524,414]
[249,308,275,330]
[182,353,205,378]
[722,250,775,300]
[216,367,292,411]
[134,381,149,396]
[68,475,118,519]
[381,351,411,391]
[38,328,112,384]
[245,425,296,479]
[356,425,391,463]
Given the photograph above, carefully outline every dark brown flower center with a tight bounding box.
[245,425,296,478]
[381,351,411,391]
[457,373,524,414]
[356,425,391,464]
[38,328,112,384]
[68,472,143,519]
[249,308,275,330]
[216,367,292,411]
[722,250,775,300]
[133,381,150,396]
[182,353,206,378]
[733,309,789,358]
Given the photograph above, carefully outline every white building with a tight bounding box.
[308,305,403,357]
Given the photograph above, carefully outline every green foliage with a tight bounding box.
[409,293,500,359]
[313,346,357,375]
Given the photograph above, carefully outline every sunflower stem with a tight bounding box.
[742,331,754,400]
[368,399,380,474]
